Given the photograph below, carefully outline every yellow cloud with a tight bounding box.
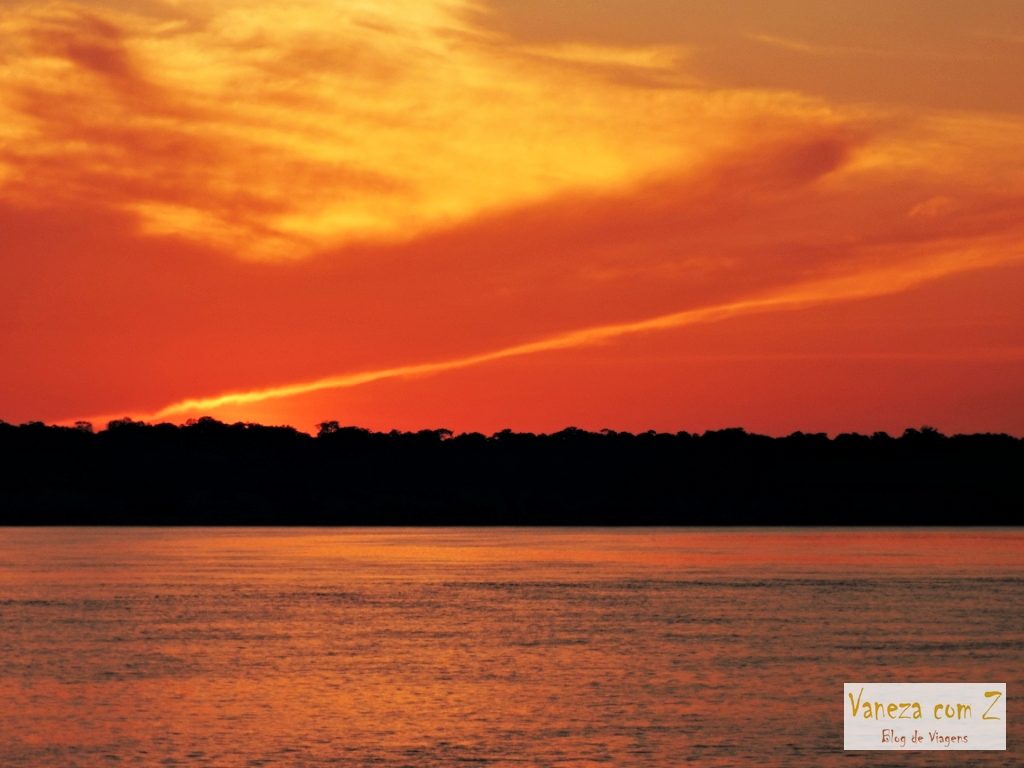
[0,0,839,259]
[2,0,1021,267]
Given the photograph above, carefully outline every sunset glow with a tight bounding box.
[3,0,1023,434]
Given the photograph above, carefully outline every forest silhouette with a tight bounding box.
[0,418,1020,524]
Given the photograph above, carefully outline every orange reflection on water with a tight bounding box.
[0,528,1021,766]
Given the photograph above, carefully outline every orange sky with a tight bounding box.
[2,0,1023,435]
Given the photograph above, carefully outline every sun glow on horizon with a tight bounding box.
[3,0,1024,435]
[70,238,1023,428]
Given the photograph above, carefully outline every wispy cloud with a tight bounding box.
[85,236,1019,423]
[746,33,890,58]
[0,0,816,260]
[745,32,991,64]
[3,1,1013,264]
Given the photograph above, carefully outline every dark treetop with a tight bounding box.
[0,419,1020,524]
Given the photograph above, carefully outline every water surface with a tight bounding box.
[0,528,1021,766]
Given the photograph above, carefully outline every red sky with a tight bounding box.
[2,0,1023,435]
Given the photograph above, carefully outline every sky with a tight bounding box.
[1,0,1023,435]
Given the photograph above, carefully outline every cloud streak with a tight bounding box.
[108,239,1018,422]
[746,33,889,59]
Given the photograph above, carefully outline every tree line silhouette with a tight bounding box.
[0,418,1020,524]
